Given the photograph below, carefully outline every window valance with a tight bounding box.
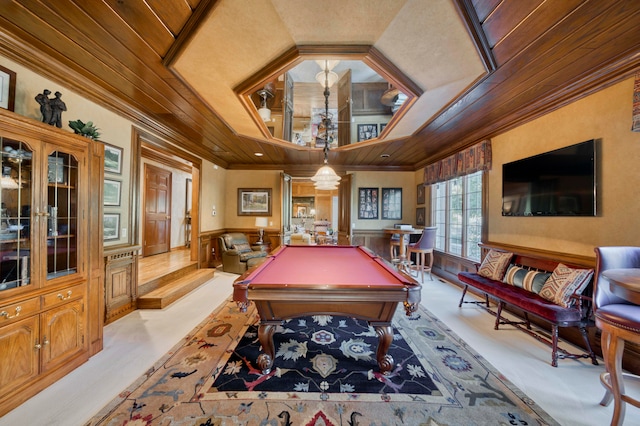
[423,139,492,185]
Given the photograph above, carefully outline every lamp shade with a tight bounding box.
[254,217,268,228]
[258,107,271,121]
[311,165,341,182]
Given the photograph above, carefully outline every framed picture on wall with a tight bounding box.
[382,187,402,220]
[0,64,16,111]
[104,144,123,174]
[103,213,120,241]
[416,207,426,226]
[103,179,121,206]
[358,187,379,219]
[417,183,425,205]
[357,124,378,141]
[238,188,272,216]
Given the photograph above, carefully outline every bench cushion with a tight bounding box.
[459,271,583,325]
[477,249,513,280]
[502,264,550,294]
[539,264,593,308]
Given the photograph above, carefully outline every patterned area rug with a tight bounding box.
[87,299,558,426]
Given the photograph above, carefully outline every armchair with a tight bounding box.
[218,232,267,274]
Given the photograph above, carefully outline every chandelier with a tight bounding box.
[311,60,341,191]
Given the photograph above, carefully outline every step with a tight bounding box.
[137,268,215,309]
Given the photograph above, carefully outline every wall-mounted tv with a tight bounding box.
[502,139,597,216]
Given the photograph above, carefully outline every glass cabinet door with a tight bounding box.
[0,138,33,292]
[46,151,78,280]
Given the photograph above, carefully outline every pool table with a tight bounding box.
[233,244,421,374]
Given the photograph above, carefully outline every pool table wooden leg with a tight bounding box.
[373,323,394,374]
[257,321,279,374]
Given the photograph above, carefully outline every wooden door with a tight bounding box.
[337,69,352,147]
[143,164,172,256]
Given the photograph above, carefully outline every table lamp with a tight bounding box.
[255,217,268,244]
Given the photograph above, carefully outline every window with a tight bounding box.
[431,171,483,261]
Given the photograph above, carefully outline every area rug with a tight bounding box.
[87,299,558,426]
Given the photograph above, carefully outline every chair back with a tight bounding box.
[413,227,437,250]
[593,246,640,311]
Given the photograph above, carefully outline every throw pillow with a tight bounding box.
[539,263,594,308]
[503,264,551,294]
[232,243,251,253]
[477,250,513,281]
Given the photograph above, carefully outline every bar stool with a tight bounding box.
[594,246,640,426]
[407,227,436,281]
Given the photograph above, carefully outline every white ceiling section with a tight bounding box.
[173,0,485,143]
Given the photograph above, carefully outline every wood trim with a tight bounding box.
[452,0,497,72]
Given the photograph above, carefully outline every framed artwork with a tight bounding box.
[417,183,425,205]
[416,207,426,226]
[357,124,378,141]
[0,65,16,111]
[238,188,272,216]
[103,179,121,206]
[358,187,379,219]
[382,187,402,220]
[104,144,123,174]
[380,122,388,133]
[103,213,120,241]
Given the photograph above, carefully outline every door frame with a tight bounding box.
[131,128,201,262]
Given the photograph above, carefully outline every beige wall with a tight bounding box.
[3,55,135,247]
[222,170,283,232]
[488,76,640,257]
[200,160,227,232]
[350,171,416,230]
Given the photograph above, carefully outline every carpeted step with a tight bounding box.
[137,269,215,309]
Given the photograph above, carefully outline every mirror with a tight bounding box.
[238,46,419,148]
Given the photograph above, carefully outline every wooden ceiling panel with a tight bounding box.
[147,0,194,37]
[102,0,175,56]
[481,0,543,48]
[0,0,638,172]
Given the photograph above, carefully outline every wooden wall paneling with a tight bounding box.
[103,246,140,324]
[87,140,104,355]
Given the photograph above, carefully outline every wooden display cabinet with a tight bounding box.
[0,110,103,416]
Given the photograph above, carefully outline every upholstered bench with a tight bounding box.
[457,245,599,367]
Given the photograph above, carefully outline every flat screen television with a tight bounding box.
[502,139,597,216]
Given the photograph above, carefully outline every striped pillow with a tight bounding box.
[503,264,551,294]
[477,250,513,281]
[539,264,594,308]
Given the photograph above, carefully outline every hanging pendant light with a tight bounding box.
[312,60,341,190]
[256,89,273,122]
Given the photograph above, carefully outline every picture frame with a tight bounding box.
[358,187,379,219]
[103,178,121,206]
[382,187,402,220]
[104,143,123,174]
[103,213,120,241]
[357,124,378,142]
[238,188,272,216]
[417,183,425,205]
[416,207,426,226]
[0,64,16,111]
[380,122,388,133]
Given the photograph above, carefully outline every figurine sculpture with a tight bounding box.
[35,89,66,128]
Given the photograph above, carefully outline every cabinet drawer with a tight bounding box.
[41,284,85,309]
[0,297,40,325]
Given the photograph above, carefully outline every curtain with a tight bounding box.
[423,139,492,185]
[633,72,640,132]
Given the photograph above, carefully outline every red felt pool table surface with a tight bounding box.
[242,244,412,287]
[232,245,421,374]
